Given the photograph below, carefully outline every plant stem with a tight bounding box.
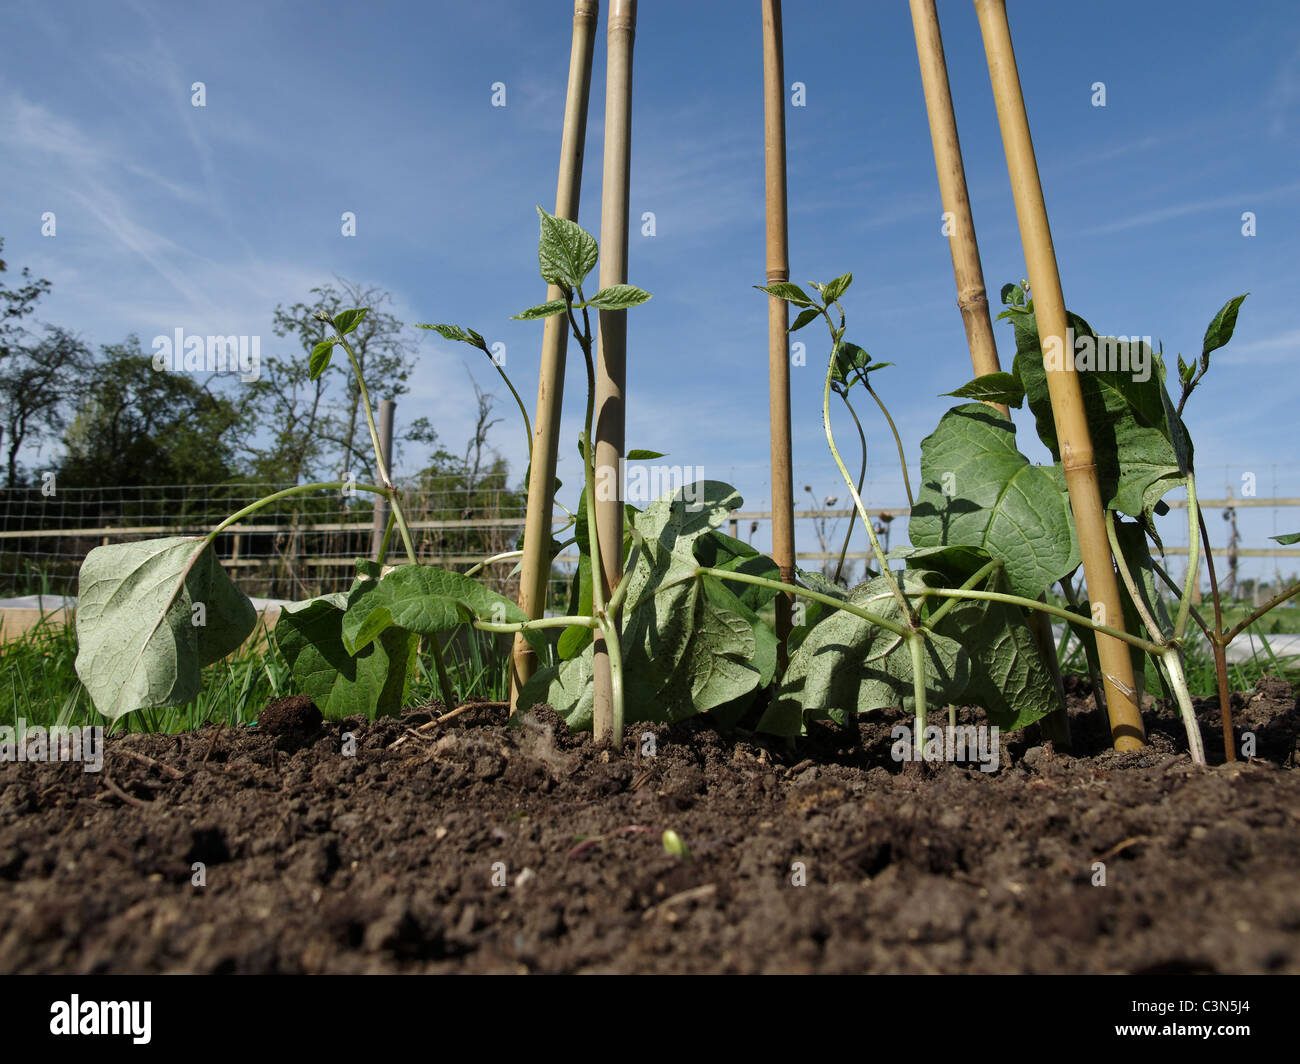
[694,567,912,638]
[1105,510,1164,640]
[464,549,525,578]
[1159,648,1206,765]
[1224,581,1300,642]
[918,588,1166,654]
[482,345,533,467]
[475,614,600,633]
[909,631,927,760]
[1173,473,1201,643]
[207,481,389,542]
[925,559,1002,627]
[600,615,626,750]
[376,510,396,565]
[863,378,914,507]
[337,329,452,706]
[820,320,911,620]
[1194,504,1234,762]
[834,392,869,585]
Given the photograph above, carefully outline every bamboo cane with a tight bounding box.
[762,0,796,671]
[911,0,1068,748]
[591,0,636,745]
[974,0,1144,750]
[510,0,599,714]
[909,0,1004,416]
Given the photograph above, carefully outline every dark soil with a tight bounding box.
[1,680,1298,974]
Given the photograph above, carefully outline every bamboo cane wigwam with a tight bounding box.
[974,0,1145,750]
[511,0,599,712]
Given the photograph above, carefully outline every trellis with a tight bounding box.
[509,0,1145,752]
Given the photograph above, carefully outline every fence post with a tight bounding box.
[371,399,396,562]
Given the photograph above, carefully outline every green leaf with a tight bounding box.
[275,592,415,720]
[333,308,369,336]
[557,553,593,660]
[1201,294,1248,364]
[909,403,1079,601]
[519,482,758,729]
[1272,532,1300,545]
[788,307,820,333]
[74,537,257,721]
[342,562,544,659]
[1000,282,1026,309]
[626,449,666,461]
[762,570,969,737]
[416,322,469,343]
[927,570,1063,731]
[1010,309,1192,534]
[694,529,781,613]
[414,322,490,350]
[831,342,892,387]
[583,284,651,311]
[309,340,336,380]
[821,272,853,304]
[754,282,815,308]
[536,205,598,288]
[511,299,569,321]
[941,371,1024,408]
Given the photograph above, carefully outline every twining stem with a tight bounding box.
[464,549,524,577]
[207,481,389,542]
[1105,511,1163,640]
[819,315,911,621]
[861,375,915,508]
[481,344,533,467]
[834,391,869,585]
[337,329,453,707]
[336,334,419,565]
[376,510,397,566]
[1174,473,1201,643]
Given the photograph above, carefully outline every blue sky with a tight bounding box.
[3,0,1299,583]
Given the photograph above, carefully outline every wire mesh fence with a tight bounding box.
[3,473,1297,612]
[0,481,576,607]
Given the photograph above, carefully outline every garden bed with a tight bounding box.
[1,678,1297,974]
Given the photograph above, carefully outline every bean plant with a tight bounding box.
[71,208,1296,766]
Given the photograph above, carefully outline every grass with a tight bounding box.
[1,614,524,733]
[1,600,1291,734]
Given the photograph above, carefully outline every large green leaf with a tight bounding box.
[342,561,543,659]
[1009,307,1192,532]
[927,573,1063,731]
[275,592,416,720]
[909,403,1079,601]
[941,370,1025,408]
[74,537,257,721]
[762,570,969,737]
[519,482,762,729]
